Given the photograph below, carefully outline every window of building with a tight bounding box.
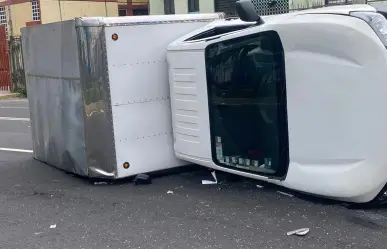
[119,8,127,16]
[164,0,175,14]
[0,7,8,39]
[188,0,199,13]
[0,7,6,25]
[31,0,40,21]
[133,9,149,16]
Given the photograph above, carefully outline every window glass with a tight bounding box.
[164,0,175,15]
[205,31,288,177]
[31,0,40,21]
[188,0,199,13]
[0,7,6,25]
[133,9,149,16]
[118,9,127,16]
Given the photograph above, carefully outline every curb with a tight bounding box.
[0,93,20,100]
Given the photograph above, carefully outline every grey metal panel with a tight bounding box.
[76,26,117,178]
[21,20,88,176]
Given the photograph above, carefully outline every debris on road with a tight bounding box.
[277,191,294,197]
[256,184,264,188]
[202,171,218,185]
[93,182,108,185]
[286,228,310,236]
[167,190,174,194]
[50,224,56,229]
[134,174,152,185]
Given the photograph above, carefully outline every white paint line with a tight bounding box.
[277,191,294,197]
[0,106,28,109]
[0,117,30,121]
[0,148,33,153]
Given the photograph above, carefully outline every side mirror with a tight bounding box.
[236,0,264,24]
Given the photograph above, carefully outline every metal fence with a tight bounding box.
[223,0,385,17]
[8,37,26,95]
[0,25,10,91]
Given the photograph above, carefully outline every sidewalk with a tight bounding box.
[0,91,20,100]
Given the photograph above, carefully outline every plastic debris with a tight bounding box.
[286,228,310,236]
[256,185,264,188]
[167,190,174,194]
[93,182,108,185]
[202,171,218,185]
[134,173,152,185]
[50,224,56,229]
[277,191,294,197]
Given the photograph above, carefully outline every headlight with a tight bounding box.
[350,11,387,47]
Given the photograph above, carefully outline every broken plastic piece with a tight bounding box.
[202,171,218,185]
[134,173,152,185]
[277,191,294,197]
[50,224,56,229]
[167,190,174,194]
[94,182,108,185]
[286,228,309,236]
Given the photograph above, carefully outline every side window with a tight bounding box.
[205,31,288,177]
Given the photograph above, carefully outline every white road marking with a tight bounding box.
[277,191,294,197]
[0,148,33,153]
[0,99,28,101]
[0,117,30,121]
[0,106,28,109]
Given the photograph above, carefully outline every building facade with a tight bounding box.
[149,0,214,14]
[118,0,149,16]
[0,0,150,38]
[148,0,348,16]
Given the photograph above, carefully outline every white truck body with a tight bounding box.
[21,14,224,179]
[167,4,387,204]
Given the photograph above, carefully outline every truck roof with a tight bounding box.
[167,4,378,50]
[212,4,376,28]
[75,13,225,27]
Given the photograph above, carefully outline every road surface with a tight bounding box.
[0,98,386,249]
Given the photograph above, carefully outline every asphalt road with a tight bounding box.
[0,98,387,249]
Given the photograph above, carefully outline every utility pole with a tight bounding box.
[6,5,13,38]
[58,0,63,21]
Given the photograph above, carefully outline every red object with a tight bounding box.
[127,0,133,16]
[0,25,11,91]
[26,21,41,26]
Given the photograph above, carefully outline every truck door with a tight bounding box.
[205,30,289,178]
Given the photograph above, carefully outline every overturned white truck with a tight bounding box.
[21,14,223,179]
[167,1,387,204]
